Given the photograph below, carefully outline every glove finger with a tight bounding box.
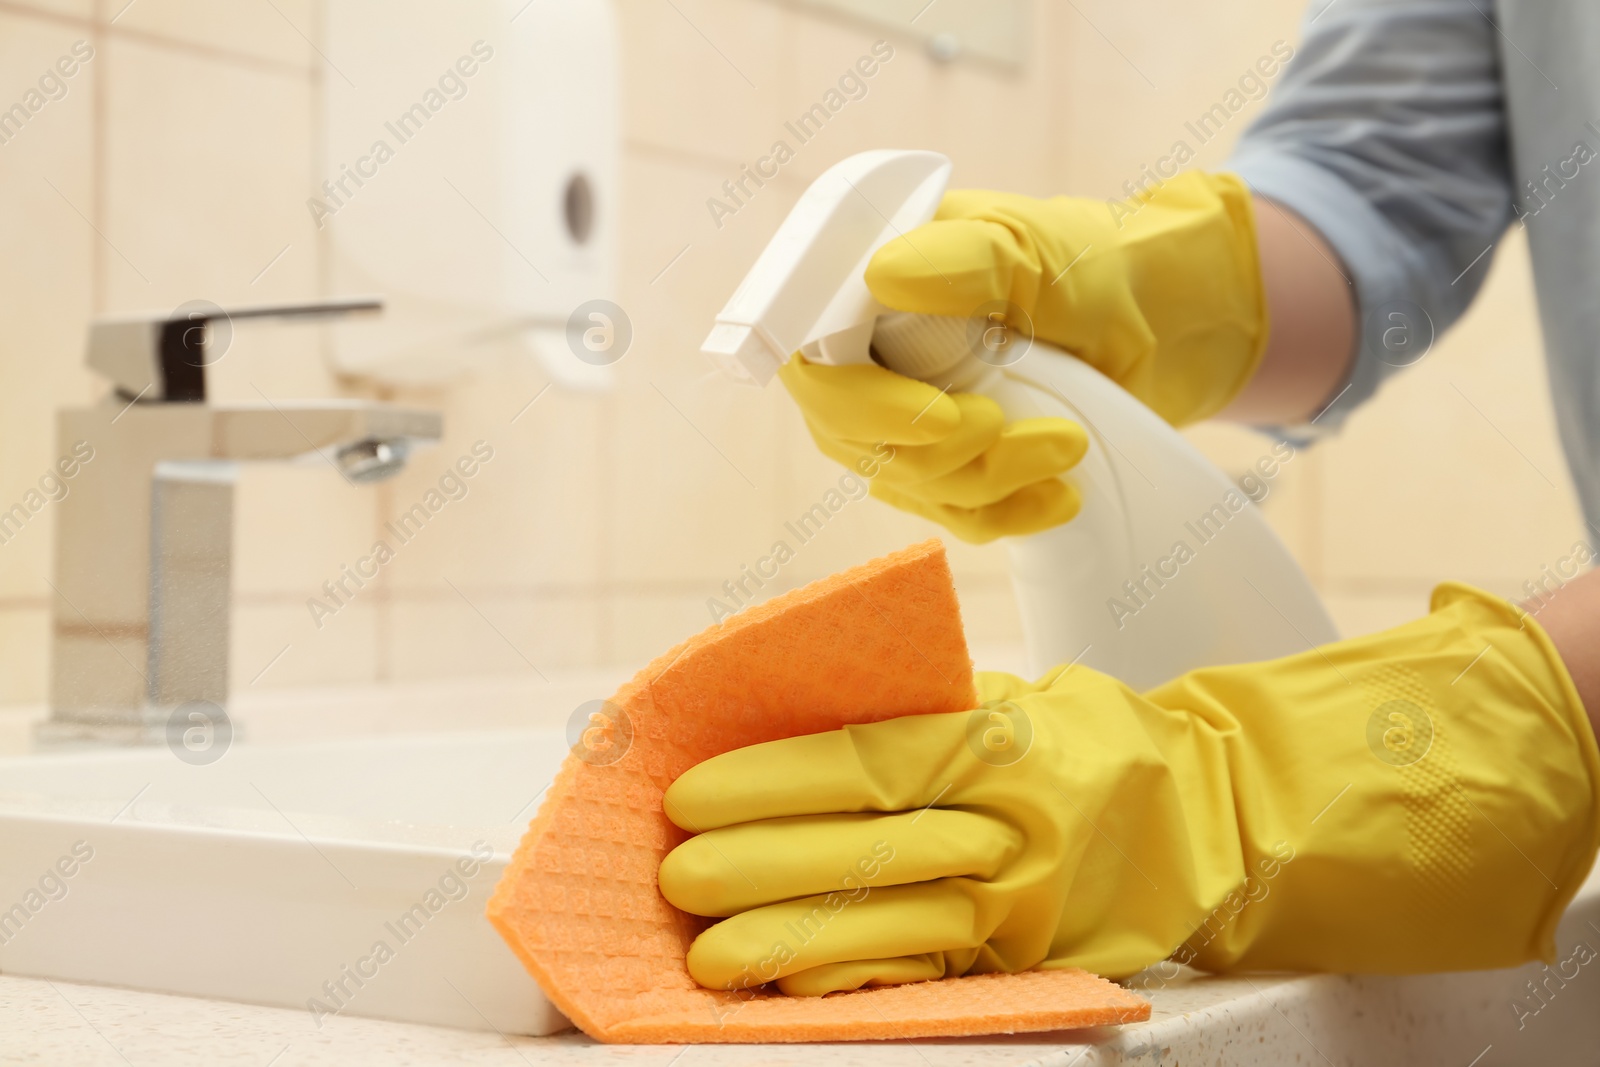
[840,393,1003,485]
[685,881,984,992]
[865,216,1039,320]
[778,356,958,444]
[902,417,1088,509]
[775,952,958,996]
[804,423,899,482]
[664,712,979,830]
[658,809,1019,917]
[869,477,1082,544]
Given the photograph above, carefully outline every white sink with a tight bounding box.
[0,729,573,1035]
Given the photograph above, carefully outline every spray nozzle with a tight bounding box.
[701,150,953,386]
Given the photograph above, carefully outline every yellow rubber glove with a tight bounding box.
[865,171,1268,427]
[778,171,1266,543]
[658,585,1600,996]
[777,356,1088,543]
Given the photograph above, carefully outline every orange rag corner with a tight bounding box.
[486,538,1152,1043]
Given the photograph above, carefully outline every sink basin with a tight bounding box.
[0,729,572,1034]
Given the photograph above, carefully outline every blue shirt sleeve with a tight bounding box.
[1227,0,1514,433]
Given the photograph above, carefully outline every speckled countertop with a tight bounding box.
[6,907,1600,1067]
[0,969,1292,1066]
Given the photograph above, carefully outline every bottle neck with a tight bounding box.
[870,312,1007,393]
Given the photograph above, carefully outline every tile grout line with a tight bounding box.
[595,389,618,666]
[89,0,106,318]
[0,0,315,79]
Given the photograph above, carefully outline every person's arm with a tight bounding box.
[1223,0,1515,432]
[1530,567,1600,734]
[1221,196,1355,423]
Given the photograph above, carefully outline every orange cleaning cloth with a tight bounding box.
[486,538,1152,1043]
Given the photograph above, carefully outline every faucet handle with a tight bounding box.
[87,296,383,402]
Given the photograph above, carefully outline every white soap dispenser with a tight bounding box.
[320,0,619,391]
[704,150,1337,687]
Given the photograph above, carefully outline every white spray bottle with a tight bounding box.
[703,150,1336,687]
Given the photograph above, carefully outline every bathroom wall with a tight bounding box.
[0,0,1587,707]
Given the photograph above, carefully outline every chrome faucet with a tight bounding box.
[44,298,443,743]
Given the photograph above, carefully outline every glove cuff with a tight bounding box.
[1115,170,1270,425]
[1181,582,1600,974]
[1432,582,1600,962]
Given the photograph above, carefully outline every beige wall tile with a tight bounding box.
[1318,231,1587,591]
[616,150,797,383]
[603,149,804,591]
[603,559,1018,677]
[773,417,1015,590]
[377,374,606,592]
[713,430,934,592]
[0,607,49,705]
[967,637,1029,679]
[605,373,785,584]
[952,572,1023,653]
[604,585,718,668]
[1059,0,1307,195]
[919,15,1067,197]
[0,13,97,706]
[109,0,314,68]
[231,598,378,690]
[1320,591,1432,642]
[101,35,318,314]
[1181,420,1319,575]
[770,10,938,188]
[3,1,91,19]
[617,0,785,166]
[768,6,1059,194]
[1181,421,1286,479]
[0,12,97,604]
[386,591,601,679]
[1254,444,1323,584]
[231,463,386,596]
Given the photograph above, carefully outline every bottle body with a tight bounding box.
[873,323,1337,686]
